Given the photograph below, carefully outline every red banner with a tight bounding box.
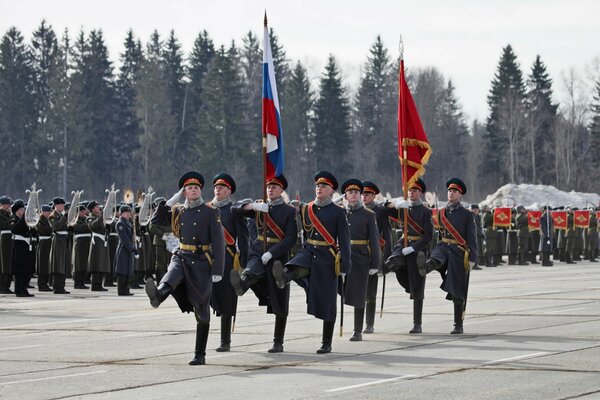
[527,211,542,230]
[493,207,512,228]
[431,208,439,229]
[596,211,600,221]
[574,210,590,228]
[552,211,567,230]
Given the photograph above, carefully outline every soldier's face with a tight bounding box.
[447,188,462,203]
[54,204,65,213]
[121,211,131,219]
[267,184,283,200]
[408,188,421,202]
[42,211,51,218]
[184,184,201,200]
[214,185,231,201]
[0,204,9,211]
[361,192,375,205]
[315,184,333,200]
[345,189,360,204]
[92,205,101,215]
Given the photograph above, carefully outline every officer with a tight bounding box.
[49,197,70,294]
[72,203,91,289]
[540,206,554,267]
[145,171,225,366]
[419,178,477,334]
[209,173,249,352]
[565,208,576,264]
[87,201,109,291]
[10,200,35,297]
[36,204,53,291]
[229,175,297,353]
[272,171,351,354]
[0,196,13,294]
[115,204,137,296]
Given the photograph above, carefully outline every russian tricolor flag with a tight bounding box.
[262,17,284,180]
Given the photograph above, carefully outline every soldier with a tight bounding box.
[72,204,91,289]
[272,171,352,354]
[506,210,518,265]
[0,196,14,294]
[471,205,484,270]
[36,204,53,291]
[10,200,35,297]
[229,175,297,353]
[337,179,380,342]
[482,205,497,267]
[565,208,577,264]
[529,209,541,265]
[361,181,392,334]
[131,206,145,289]
[515,206,530,266]
[87,201,110,291]
[149,197,171,283]
[114,204,137,296]
[209,173,249,352]
[49,197,70,294]
[105,208,119,287]
[540,206,554,267]
[382,178,433,333]
[588,209,598,262]
[556,207,567,262]
[419,178,477,334]
[145,171,225,365]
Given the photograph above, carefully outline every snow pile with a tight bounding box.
[479,184,600,209]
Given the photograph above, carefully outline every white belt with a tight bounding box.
[74,233,91,240]
[109,232,118,237]
[1,230,11,235]
[38,236,52,240]
[91,232,108,247]
[55,231,69,235]
[13,234,33,251]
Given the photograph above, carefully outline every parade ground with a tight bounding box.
[1,263,599,400]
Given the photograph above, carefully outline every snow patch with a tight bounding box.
[479,184,600,209]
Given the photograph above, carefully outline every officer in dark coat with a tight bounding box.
[471,205,484,270]
[273,171,352,354]
[106,213,119,287]
[36,205,53,291]
[0,196,14,294]
[482,205,497,267]
[382,178,433,334]
[10,200,35,297]
[515,206,530,265]
[115,205,137,295]
[49,197,70,294]
[230,175,297,353]
[539,206,554,266]
[145,171,225,366]
[420,178,477,335]
[72,204,91,289]
[339,179,380,342]
[87,201,109,291]
[209,173,249,352]
[361,181,392,334]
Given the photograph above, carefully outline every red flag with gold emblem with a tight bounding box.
[552,211,567,230]
[493,207,512,228]
[596,211,600,221]
[574,210,590,228]
[527,210,542,230]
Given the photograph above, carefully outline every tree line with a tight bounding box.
[1,20,599,203]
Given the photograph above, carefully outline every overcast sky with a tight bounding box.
[3,0,599,121]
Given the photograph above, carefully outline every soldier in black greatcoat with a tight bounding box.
[420,178,478,335]
[382,178,433,334]
[0,196,14,294]
[35,205,53,291]
[340,179,380,342]
[360,181,392,334]
[49,197,70,294]
[114,205,137,296]
[230,175,297,353]
[539,206,554,267]
[273,171,352,354]
[10,200,35,297]
[209,173,249,352]
[145,171,225,366]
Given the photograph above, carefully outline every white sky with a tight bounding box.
[3,0,600,121]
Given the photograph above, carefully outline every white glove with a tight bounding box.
[166,188,184,207]
[468,261,475,271]
[341,272,347,279]
[394,199,410,209]
[261,252,273,265]
[212,275,222,283]
[134,254,140,260]
[253,202,269,213]
[401,246,415,256]
[369,268,379,276]
[161,235,168,241]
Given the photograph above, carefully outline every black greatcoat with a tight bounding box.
[232,199,297,316]
[387,204,433,299]
[36,216,53,275]
[343,205,380,308]
[210,200,249,317]
[287,201,352,323]
[429,203,478,301]
[49,212,69,275]
[11,216,35,276]
[539,212,554,253]
[153,201,225,322]
[114,217,136,276]
[0,209,13,274]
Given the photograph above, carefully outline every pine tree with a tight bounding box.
[314,55,351,177]
[590,79,600,178]
[162,30,185,132]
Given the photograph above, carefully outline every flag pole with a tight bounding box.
[262,11,269,253]
[399,36,409,250]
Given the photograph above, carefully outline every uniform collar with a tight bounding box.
[212,197,232,208]
[314,197,332,207]
[346,200,364,211]
[268,196,284,206]
[184,197,204,209]
[410,199,423,207]
[446,201,462,212]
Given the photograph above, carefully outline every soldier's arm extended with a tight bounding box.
[234,213,250,267]
[266,205,297,259]
[209,208,225,277]
[367,211,381,270]
[231,199,259,219]
[337,209,352,275]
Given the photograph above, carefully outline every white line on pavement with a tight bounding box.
[463,318,504,325]
[0,370,107,385]
[0,344,43,351]
[542,308,586,314]
[484,352,549,365]
[326,375,417,392]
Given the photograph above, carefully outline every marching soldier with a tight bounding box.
[87,201,109,291]
[272,171,352,354]
[0,196,14,294]
[10,200,35,297]
[209,173,249,352]
[382,178,433,333]
[419,178,477,334]
[339,179,380,341]
[145,171,225,365]
[72,204,91,288]
[515,206,530,265]
[36,204,53,291]
[471,205,484,270]
[229,175,297,353]
[114,204,137,296]
[149,197,171,283]
[588,209,598,262]
[49,197,70,294]
[482,205,497,267]
[361,181,392,334]
[540,206,554,267]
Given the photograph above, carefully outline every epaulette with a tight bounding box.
[205,202,216,209]
[363,207,375,214]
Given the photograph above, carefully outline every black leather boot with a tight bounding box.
[117,274,134,296]
[317,321,335,354]
[419,258,441,277]
[363,301,376,334]
[145,278,171,307]
[268,314,287,353]
[273,263,309,290]
[450,299,464,334]
[230,269,259,296]
[189,322,210,365]
[104,273,116,287]
[409,299,423,334]
[349,308,364,341]
[382,254,406,274]
[216,316,232,352]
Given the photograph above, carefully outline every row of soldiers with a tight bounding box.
[477,205,599,268]
[143,170,477,365]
